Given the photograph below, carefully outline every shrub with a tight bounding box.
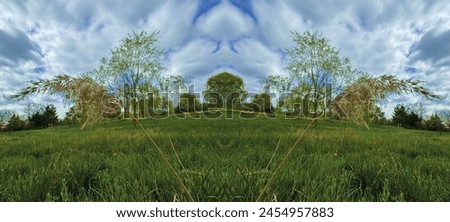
[175,93,201,113]
[5,115,27,131]
[424,114,445,131]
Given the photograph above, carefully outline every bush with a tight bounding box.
[391,105,423,129]
[28,104,59,129]
[4,115,27,131]
[251,93,275,113]
[424,114,445,132]
[175,93,201,113]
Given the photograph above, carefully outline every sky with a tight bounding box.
[0,0,449,118]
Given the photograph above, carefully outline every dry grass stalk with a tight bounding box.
[256,118,316,202]
[264,136,283,171]
[331,74,441,129]
[133,116,195,201]
[257,75,440,201]
[9,75,119,129]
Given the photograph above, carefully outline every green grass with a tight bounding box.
[0,116,449,201]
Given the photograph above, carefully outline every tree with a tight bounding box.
[406,102,426,119]
[391,104,424,129]
[24,102,45,119]
[369,106,388,125]
[94,31,164,119]
[258,75,295,112]
[259,75,293,95]
[42,104,59,127]
[28,112,45,129]
[0,109,13,128]
[424,114,444,131]
[437,109,450,128]
[333,75,440,129]
[251,93,274,113]
[286,31,356,116]
[10,75,120,129]
[157,74,192,113]
[61,106,78,125]
[175,93,201,113]
[5,114,26,131]
[404,111,422,129]
[28,104,59,129]
[392,104,408,127]
[203,72,247,110]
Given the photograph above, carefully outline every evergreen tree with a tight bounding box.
[43,104,59,127]
[405,111,422,129]
[62,106,78,125]
[424,114,444,131]
[28,104,59,129]
[28,112,45,129]
[392,105,407,127]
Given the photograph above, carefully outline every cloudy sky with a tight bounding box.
[0,0,449,118]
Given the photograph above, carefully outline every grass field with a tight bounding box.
[0,115,449,202]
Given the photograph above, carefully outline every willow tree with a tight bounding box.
[286,31,357,116]
[94,31,164,118]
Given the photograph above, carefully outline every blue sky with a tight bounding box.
[0,0,449,118]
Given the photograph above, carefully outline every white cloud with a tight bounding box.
[195,0,255,40]
[0,0,449,119]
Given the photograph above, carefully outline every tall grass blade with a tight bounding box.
[256,118,317,202]
[132,115,195,202]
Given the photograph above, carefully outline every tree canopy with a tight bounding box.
[251,93,274,113]
[94,31,165,118]
[175,93,201,113]
[286,31,357,116]
[0,109,13,127]
[203,72,247,110]
[424,114,445,131]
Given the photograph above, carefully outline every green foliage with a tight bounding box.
[437,109,450,128]
[4,115,27,131]
[28,104,59,129]
[9,75,116,129]
[333,74,440,129]
[157,75,191,94]
[0,118,449,201]
[392,104,422,129]
[157,75,191,113]
[392,105,407,127]
[0,109,13,127]
[203,72,247,110]
[94,31,164,117]
[259,75,293,95]
[250,93,274,113]
[286,31,357,114]
[368,106,389,125]
[175,93,201,113]
[424,114,445,131]
[61,106,79,125]
[43,104,59,127]
[24,102,45,119]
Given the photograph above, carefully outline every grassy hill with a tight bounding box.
[0,117,449,201]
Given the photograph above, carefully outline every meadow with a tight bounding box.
[0,115,449,202]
